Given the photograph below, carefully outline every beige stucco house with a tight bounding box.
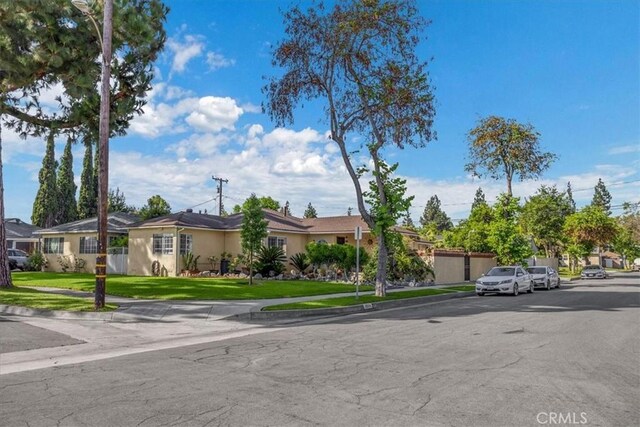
[35,213,139,273]
[127,209,387,276]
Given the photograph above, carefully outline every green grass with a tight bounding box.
[440,285,476,292]
[262,287,467,311]
[558,267,581,279]
[0,286,117,312]
[10,272,375,300]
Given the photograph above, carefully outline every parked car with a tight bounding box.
[632,258,640,272]
[8,258,17,270]
[526,266,560,290]
[476,266,533,296]
[580,265,608,279]
[7,248,28,270]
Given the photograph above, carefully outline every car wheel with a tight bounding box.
[546,280,551,291]
[556,280,560,289]
[527,283,534,293]
[512,283,519,296]
[477,292,484,296]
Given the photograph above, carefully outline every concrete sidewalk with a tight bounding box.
[1,284,473,322]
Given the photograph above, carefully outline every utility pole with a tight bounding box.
[212,176,228,216]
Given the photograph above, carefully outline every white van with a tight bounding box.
[632,258,640,272]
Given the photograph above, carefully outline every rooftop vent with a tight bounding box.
[186,208,193,213]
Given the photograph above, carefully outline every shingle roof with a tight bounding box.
[127,209,371,235]
[5,218,41,239]
[36,212,140,234]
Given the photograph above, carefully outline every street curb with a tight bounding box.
[0,304,115,320]
[230,291,476,321]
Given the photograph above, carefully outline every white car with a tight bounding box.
[7,249,28,270]
[526,266,560,290]
[476,266,533,296]
[580,265,608,279]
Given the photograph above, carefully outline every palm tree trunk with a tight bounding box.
[0,119,14,287]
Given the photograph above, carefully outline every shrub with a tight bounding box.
[57,254,86,273]
[290,252,310,273]
[256,246,286,276]
[25,251,47,271]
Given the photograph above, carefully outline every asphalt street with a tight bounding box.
[0,275,638,427]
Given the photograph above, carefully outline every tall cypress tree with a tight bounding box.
[566,181,576,213]
[303,202,318,218]
[472,187,487,210]
[56,138,78,224]
[78,142,97,219]
[591,178,611,215]
[419,195,453,232]
[31,131,59,228]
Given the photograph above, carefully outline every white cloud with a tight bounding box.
[608,144,640,155]
[185,96,243,133]
[240,102,262,114]
[206,52,235,71]
[166,34,205,74]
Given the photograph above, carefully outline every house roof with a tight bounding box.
[302,215,369,234]
[5,218,41,240]
[35,212,140,235]
[128,209,374,235]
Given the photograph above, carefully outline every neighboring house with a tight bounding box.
[128,208,429,277]
[35,212,140,273]
[5,218,41,253]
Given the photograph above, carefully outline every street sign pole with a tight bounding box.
[355,226,362,299]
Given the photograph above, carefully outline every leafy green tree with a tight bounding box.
[108,187,136,213]
[265,0,436,296]
[233,196,281,214]
[472,187,487,210]
[401,211,416,230]
[611,202,640,269]
[487,194,533,265]
[443,199,493,253]
[303,202,318,219]
[465,116,556,197]
[31,132,59,228]
[521,185,573,258]
[56,137,78,224]
[564,205,619,270]
[0,0,167,287]
[591,178,612,215]
[241,194,268,285]
[139,195,171,220]
[419,195,453,233]
[77,142,97,219]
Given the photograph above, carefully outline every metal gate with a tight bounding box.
[464,255,471,281]
[107,247,128,275]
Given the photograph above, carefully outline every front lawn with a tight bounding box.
[262,287,467,311]
[10,272,374,300]
[0,286,117,312]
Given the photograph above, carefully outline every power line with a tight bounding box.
[212,176,229,216]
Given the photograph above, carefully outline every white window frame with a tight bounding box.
[43,237,64,254]
[153,234,174,255]
[267,236,287,253]
[79,236,98,254]
[179,234,193,255]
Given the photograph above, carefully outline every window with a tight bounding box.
[180,234,193,255]
[153,234,173,255]
[79,236,98,254]
[43,237,64,254]
[336,236,346,245]
[267,236,287,252]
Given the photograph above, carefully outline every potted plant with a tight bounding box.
[220,251,232,274]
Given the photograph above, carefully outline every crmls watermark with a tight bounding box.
[536,412,588,425]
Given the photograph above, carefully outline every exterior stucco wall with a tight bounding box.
[185,229,226,272]
[128,227,177,276]
[431,253,465,285]
[470,256,497,280]
[41,232,126,273]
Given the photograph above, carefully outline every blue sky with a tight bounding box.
[3,0,639,223]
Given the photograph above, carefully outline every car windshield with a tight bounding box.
[583,266,600,270]
[486,267,515,276]
[527,267,546,274]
